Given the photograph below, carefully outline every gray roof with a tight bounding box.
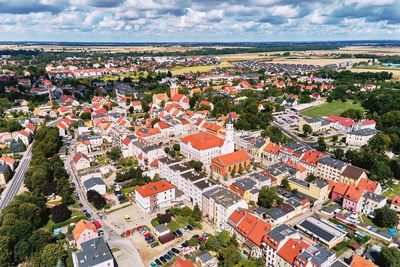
[265,207,286,219]
[181,171,207,182]
[75,237,113,267]
[289,177,327,189]
[306,117,321,123]
[317,157,347,169]
[363,191,386,203]
[348,128,379,136]
[266,224,297,242]
[363,244,381,263]
[321,120,331,126]
[154,224,169,233]
[298,245,334,266]
[249,173,269,182]
[255,206,269,216]
[193,179,216,190]
[158,156,181,165]
[83,177,106,190]
[170,163,193,173]
[208,187,243,209]
[196,251,214,263]
[284,197,302,208]
[0,164,9,173]
[232,178,257,191]
[331,260,349,267]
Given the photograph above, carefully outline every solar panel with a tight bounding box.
[300,220,335,242]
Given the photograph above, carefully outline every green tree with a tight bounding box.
[107,147,122,161]
[370,161,393,182]
[187,160,203,172]
[257,186,277,209]
[238,164,244,174]
[332,148,344,160]
[376,246,400,267]
[205,236,221,251]
[317,137,327,152]
[340,109,364,121]
[373,206,398,228]
[281,178,291,191]
[80,112,91,121]
[306,174,317,182]
[219,245,242,267]
[303,124,312,136]
[192,204,202,222]
[188,237,199,247]
[33,243,67,267]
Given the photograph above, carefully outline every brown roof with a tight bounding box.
[341,165,366,180]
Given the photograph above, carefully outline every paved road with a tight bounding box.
[271,121,317,147]
[0,144,32,213]
[65,133,144,267]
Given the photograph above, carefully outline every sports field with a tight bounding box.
[300,100,365,118]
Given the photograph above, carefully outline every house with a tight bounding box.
[294,244,337,267]
[360,192,386,217]
[15,130,31,146]
[75,141,91,154]
[357,178,381,195]
[135,180,175,214]
[83,177,106,195]
[331,181,350,203]
[350,255,378,267]
[342,184,365,212]
[316,157,348,182]
[0,155,17,171]
[289,178,329,205]
[229,178,258,203]
[171,93,190,109]
[0,165,11,185]
[211,150,251,178]
[276,238,309,266]
[346,128,379,147]
[72,236,114,267]
[391,195,400,212]
[73,152,91,171]
[171,260,195,267]
[196,251,218,267]
[340,165,368,185]
[265,207,290,226]
[72,220,98,249]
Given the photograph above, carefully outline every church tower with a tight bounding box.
[221,113,234,155]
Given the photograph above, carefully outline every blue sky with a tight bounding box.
[0,0,399,42]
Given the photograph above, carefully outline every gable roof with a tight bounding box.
[72,220,97,241]
[333,181,350,196]
[212,150,250,166]
[73,152,89,163]
[341,165,367,180]
[344,184,365,203]
[278,238,309,265]
[181,132,224,150]
[350,255,378,267]
[135,180,174,198]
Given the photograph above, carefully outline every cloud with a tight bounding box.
[0,0,68,14]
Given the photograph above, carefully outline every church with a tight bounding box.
[180,114,235,166]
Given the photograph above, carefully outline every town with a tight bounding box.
[0,44,399,267]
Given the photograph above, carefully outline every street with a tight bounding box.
[0,144,32,213]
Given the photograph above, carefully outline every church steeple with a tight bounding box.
[221,113,234,155]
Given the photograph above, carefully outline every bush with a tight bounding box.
[87,190,106,209]
[188,237,199,247]
[157,213,171,224]
[51,204,71,223]
[151,218,160,227]
[179,207,193,217]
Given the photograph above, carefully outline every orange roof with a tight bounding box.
[357,178,378,194]
[156,121,169,129]
[277,238,309,265]
[171,260,195,267]
[94,108,107,115]
[285,160,307,173]
[181,132,224,150]
[236,213,259,237]
[202,122,222,133]
[300,150,326,166]
[154,93,167,100]
[199,100,212,106]
[345,184,365,203]
[72,220,97,241]
[333,181,350,195]
[136,180,174,198]
[247,219,271,246]
[18,130,30,137]
[228,209,246,225]
[264,142,280,154]
[350,255,378,267]
[212,150,250,167]
[0,155,16,165]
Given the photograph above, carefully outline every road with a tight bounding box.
[271,121,317,148]
[65,132,144,267]
[0,144,32,213]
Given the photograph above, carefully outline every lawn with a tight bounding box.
[167,216,191,232]
[382,182,400,200]
[300,100,365,118]
[171,61,232,75]
[45,210,87,231]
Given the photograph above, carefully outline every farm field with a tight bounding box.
[272,57,366,66]
[300,100,365,118]
[171,61,232,75]
[351,68,400,79]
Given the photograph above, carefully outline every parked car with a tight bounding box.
[151,262,157,267]
[78,203,83,208]
[172,232,178,237]
[191,223,196,228]
[171,248,180,254]
[151,242,159,248]
[164,254,171,261]
[159,257,167,263]
[187,225,193,231]
[184,227,189,232]
[192,234,199,239]
[155,259,163,266]
[144,233,151,238]
[202,233,208,239]
[180,228,186,233]
[167,251,175,258]
[176,230,182,236]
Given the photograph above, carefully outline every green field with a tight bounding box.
[300,101,365,118]
[171,61,232,75]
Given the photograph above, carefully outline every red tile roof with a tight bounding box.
[277,238,309,265]
[247,219,271,246]
[333,181,350,196]
[135,180,174,198]
[73,152,89,163]
[264,142,280,154]
[357,178,378,194]
[228,209,246,225]
[72,220,97,241]
[350,255,378,267]
[181,132,224,150]
[392,195,400,206]
[212,150,250,167]
[344,184,365,203]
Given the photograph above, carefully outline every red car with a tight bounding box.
[93,221,101,228]
[144,233,151,238]
[137,226,143,230]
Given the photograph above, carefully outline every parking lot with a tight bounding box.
[274,111,304,128]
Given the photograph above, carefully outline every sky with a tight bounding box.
[0,0,400,42]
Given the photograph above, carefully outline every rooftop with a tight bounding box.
[136,180,174,198]
[74,237,112,267]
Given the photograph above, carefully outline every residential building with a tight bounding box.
[316,157,348,182]
[211,150,251,178]
[390,194,400,212]
[342,184,365,212]
[83,177,106,195]
[0,164,11,185]
[229,178,258,203]
[350,255,378,267]
[299,150,327,175]
[135,180,175,214]
[265,207,290,226]
[196,251,218,267]
[276,238,309,267]
[346,128,379,147]
[0,155,17,171]
[263,224,300,266]
[360,192,386,217]
[340,165,368,185]
[72,220,98,249]
[331,181,350,203]
[297,217,346,248]
[73,152,91,171]
[294,244,337,267]
[299,117,330,133]
[202,187,248,230]
[288,178,329,205]
[171,260,195,267]
[262,141,281,166]
[153,224,170,237]
[72,236,114,267]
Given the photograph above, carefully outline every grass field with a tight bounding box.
[300,100,365,118]
[351,68,400,79]
[382,182,400,200]
[171,61,232,75]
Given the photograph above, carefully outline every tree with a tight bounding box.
[370,161,393,182]
[340,109,364,121]
[303,124,312,136]
[164,147,170,154]
[331,135,338,143]
[33,243,68,267]
[231,165,236,176]
[376,246,400,267]
[173,144,180,151]
[238,164,244,174]
[188,237,199,247]
[281,178,291,191]
[129,106,134,114]
[51,204,71,223]
[187,160,203,172]
[107,147,122,161]
[373,206,398,228]
[87,190,106,209]
[317,137,327,152]
[205,236,221,251]
[179,207,193,217]
[306,174,317,182]
[332,148,344,160]
[192,204,202,222]
[219,245,242,267]
[80,112,91,121]
[9,138,25,153]
[257,186,277,209]
[156,213,171,224]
